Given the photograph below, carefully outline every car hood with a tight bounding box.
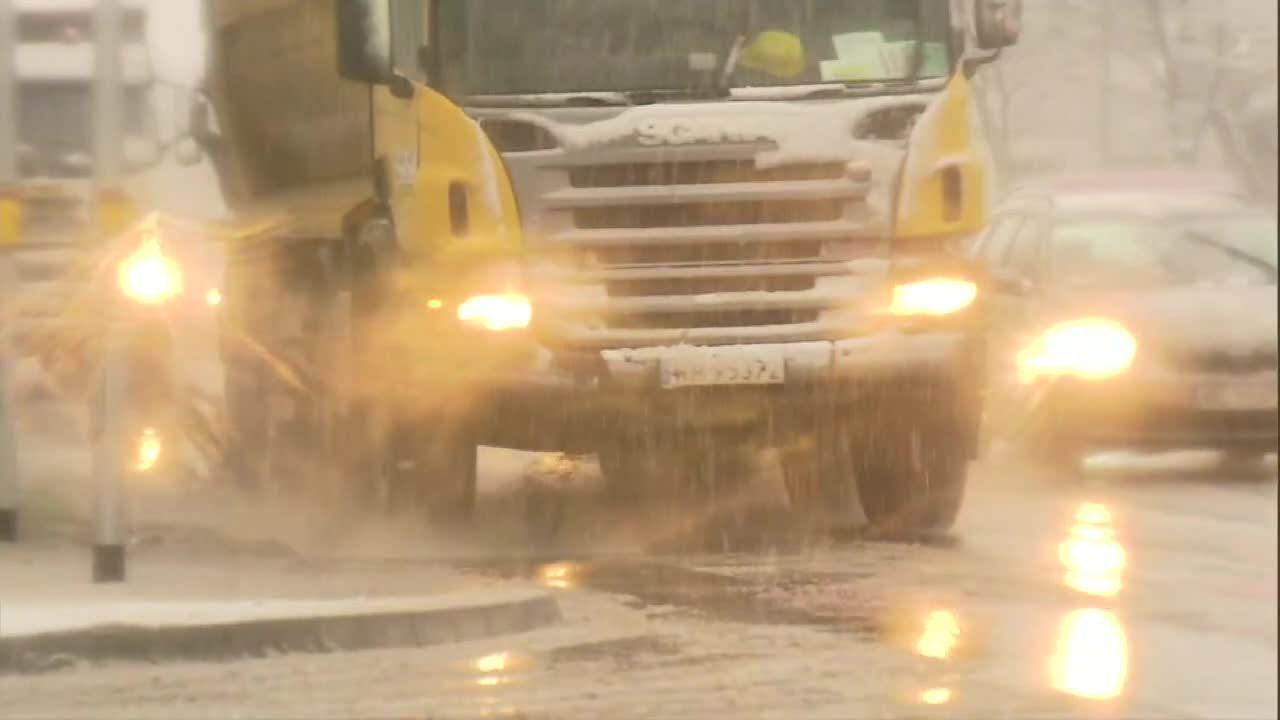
[1046,283,1279,358]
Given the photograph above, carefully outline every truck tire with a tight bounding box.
[852,392,971,538]
[346,405,477,522]
[387,420,479,523]
[221,356,275,491]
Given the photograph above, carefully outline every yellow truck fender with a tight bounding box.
[408,87,524,276]
[894,68,994,244]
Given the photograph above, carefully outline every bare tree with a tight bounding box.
[973,0,1275,203]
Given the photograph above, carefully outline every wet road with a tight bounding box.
[3,452,1276,719]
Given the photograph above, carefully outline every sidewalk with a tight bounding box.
[0,536,560,673]
[0,460,562,673]
[0,391,571,672]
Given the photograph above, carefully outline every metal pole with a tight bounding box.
[0,0,20,541]
[0,0,16,184]
[92,0,129,581]
[0,0,21,251]
[0,0,15,540]
[92,322,129,582]
[0,253,17,542]
[1100,2,1113,167]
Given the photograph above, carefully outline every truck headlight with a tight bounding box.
[117,234,183,305]
[890,277,978,316]
[1018,318,1136,384]
[457,293,532,332]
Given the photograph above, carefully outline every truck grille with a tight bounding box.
[569,159,847,188]
[505,139,877,349]
[591,239,823,267]
[606,275,815,298]
[606,309,821,331]
[573,199,846,231]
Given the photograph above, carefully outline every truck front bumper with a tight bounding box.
[479,330,983,452]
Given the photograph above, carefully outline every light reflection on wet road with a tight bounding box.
[485,454,1276,718]
[1051,501,1132,702]
[1,453,1274,719]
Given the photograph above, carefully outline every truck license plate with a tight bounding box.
[660,350,786,389]
[1194,377,1278,411]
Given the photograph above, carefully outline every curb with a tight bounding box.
[0,591,562,674]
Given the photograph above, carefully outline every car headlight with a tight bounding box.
[1018,318,1137,384]
[456,293,532,332]
[890,277,978,316]
[117,233,183,305]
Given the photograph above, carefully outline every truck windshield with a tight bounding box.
[442,0,952,98]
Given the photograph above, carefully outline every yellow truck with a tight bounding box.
[203,0,1021,534]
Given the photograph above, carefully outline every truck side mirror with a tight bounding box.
[336,0,394,84]
[975,0,1023,51]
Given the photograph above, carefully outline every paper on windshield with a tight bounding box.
[824,31,887,81]
[833,31,886,63]
[882,42,951,78]
[825,36,949,82]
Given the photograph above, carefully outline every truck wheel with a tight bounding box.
[221,357,293,493]
[385,420,479,523]
[853,416,969,538]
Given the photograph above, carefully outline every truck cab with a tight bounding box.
[327,0,1021,533]
[203,0,530,517]
[203,0,1019,534]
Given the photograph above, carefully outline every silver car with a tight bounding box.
[971,175,1278,469]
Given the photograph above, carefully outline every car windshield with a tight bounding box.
[1181,212,1279,269]
[1050,214,1279,289]
[442,0,952,98]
